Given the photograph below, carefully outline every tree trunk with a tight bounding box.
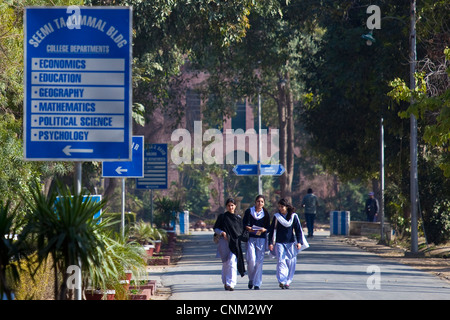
[103,178,118,209]
[277,70,294,203]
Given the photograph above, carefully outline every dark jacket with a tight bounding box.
[242,208,271,239]
[268,213,303,245]
[213,211,246,277]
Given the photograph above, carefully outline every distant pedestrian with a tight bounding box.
[301,188,319,238]
[365,192,379,222]
[243,195,271,290]
[268,198,304,289]
[213,198,246,291]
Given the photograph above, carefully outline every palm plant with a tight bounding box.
[22,181,109,300]
[151,227,168,243]
[154,196,181,228]
[86,231,147,300]
[131,220,154,245]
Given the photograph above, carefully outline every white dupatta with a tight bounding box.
[273,213,309,252]
[250,206,265,220]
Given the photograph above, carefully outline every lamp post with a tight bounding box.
[258,89,262,195]
[380,117,385,243]
[362,1,418,253]
[409,0,419,254]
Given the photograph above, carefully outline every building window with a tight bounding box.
[232,101,246,132]
[186,89,201,133]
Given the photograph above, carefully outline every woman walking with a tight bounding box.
[243,195,271,290]
[213,198,246,291]
[268,198,304,289]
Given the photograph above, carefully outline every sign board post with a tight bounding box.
[136,144,168,190]
[24,7,132,301]
[102,136,144,237]
[233,163,285,195]
[136,144,168,225]
[102,136,144,178]
[24,6,132,161]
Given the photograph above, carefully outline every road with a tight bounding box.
[157,231,450,300]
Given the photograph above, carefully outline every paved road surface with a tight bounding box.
[157,231,450,300]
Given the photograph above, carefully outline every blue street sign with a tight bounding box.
[232,164,258,176]
[260,164,285,176]
[136,144,168,190]
[24,7,132,161]
[56,194,102,223]
[233,164,285,176]
[102,136,144,178]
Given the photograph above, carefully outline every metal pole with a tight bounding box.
[150,189,154,226]
[258,91,262,195]
[380,118,385,243]
[74,162,82,300]
[74,162,82,195]
[409,0,418,254]
[121,178,126,238]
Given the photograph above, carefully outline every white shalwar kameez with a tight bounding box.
[270,213,303,286]
[274,242,298,286]
[215,230,237,288]
[246,207,267,288]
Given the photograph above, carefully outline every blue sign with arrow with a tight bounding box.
[233,164,285,176]
[233,164,258,176]
[260,164,285,176]
[23,7,132,161]
[102,136,144,178]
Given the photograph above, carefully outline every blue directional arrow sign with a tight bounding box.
[102,136,144,178]
[24,7,132,161]
[260,164,285,176]
[233,164,285,176]
[232,164,258,176]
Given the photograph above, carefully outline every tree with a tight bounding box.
[301,1,411,183]
[184,1,318,202]
[22,181,109,299]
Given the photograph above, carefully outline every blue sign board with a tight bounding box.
[233,164,258,176]
[136,144,168,190]
[233,164,285,176]
[102,136,144,178]
[24,7,132,161]
[260,164,285,176]
[56,194,102,222]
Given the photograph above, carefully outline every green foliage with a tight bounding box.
[13,253,55,300]
[0,200,22,300]
[22,181,110,299]
[0,114,39,206]
[131,220,167,244]
[301,1,411,182]
[153,196,182,228]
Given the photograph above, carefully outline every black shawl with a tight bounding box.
[213,211,246,277]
